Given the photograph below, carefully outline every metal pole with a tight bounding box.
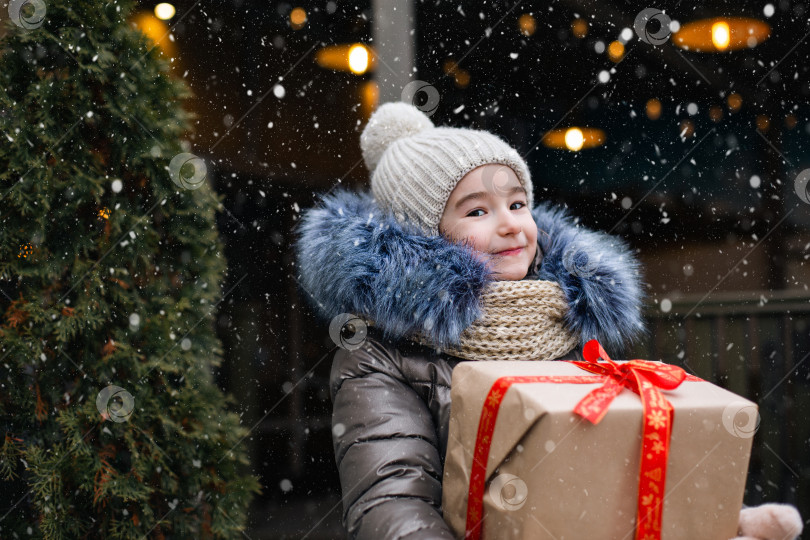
[371,0,416,104]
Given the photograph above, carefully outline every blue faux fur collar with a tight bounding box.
[293,188,649,356]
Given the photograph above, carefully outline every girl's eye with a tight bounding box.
[466,202,526,217]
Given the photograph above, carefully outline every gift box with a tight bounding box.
[442,340,757,540]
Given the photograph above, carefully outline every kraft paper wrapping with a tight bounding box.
[441,360,756,540]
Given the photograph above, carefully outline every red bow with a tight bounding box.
[569,339,689,425]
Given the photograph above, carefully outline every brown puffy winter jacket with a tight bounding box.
[298,188,647,538]
[329,326,583,539]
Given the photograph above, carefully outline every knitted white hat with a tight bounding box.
[360,101,534,237]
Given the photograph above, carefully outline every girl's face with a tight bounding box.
[438,164,538,281]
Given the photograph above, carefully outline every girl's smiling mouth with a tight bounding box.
[495,247,523,256]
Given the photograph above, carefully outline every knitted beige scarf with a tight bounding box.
[370,280,580,361]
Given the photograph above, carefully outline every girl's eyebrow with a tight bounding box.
[453,185,526,210]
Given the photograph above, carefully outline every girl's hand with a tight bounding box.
[732,503,803,540]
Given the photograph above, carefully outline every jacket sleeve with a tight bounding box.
[329,340,456,539]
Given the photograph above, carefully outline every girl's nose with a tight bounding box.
[498,207,522,234]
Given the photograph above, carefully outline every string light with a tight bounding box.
[673,17,770,51]
[154,3,175,20]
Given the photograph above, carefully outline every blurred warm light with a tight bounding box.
[756,115,770,131]
[679,119,695,138]
[543,127,606,151]
[348,44,369,73]
[442,59,470,87]
[131,11,177,59]
[572,18,588,38]
[519,14,536,36]
[709,105,723,122]
[565,128,584,151]
[673,17,770,51]
[315,43,375,74]
[454,69,470,88]
[785,114,797,129]
[727,92,742,111]
[290,7,307,30]
[360,80,379,122]
[646,98,662,120]
[154,3,175,20]
[711,21,730,49]
[608,40,624,62]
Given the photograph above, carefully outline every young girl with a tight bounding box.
[294,102,802,540]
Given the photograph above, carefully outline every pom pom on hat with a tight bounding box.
[360,102,434,173]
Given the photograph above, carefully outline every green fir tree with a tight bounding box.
[0,0,261,538]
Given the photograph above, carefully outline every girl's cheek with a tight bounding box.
[474,251,495,268]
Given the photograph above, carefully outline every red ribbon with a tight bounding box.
[464,339,704,540]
